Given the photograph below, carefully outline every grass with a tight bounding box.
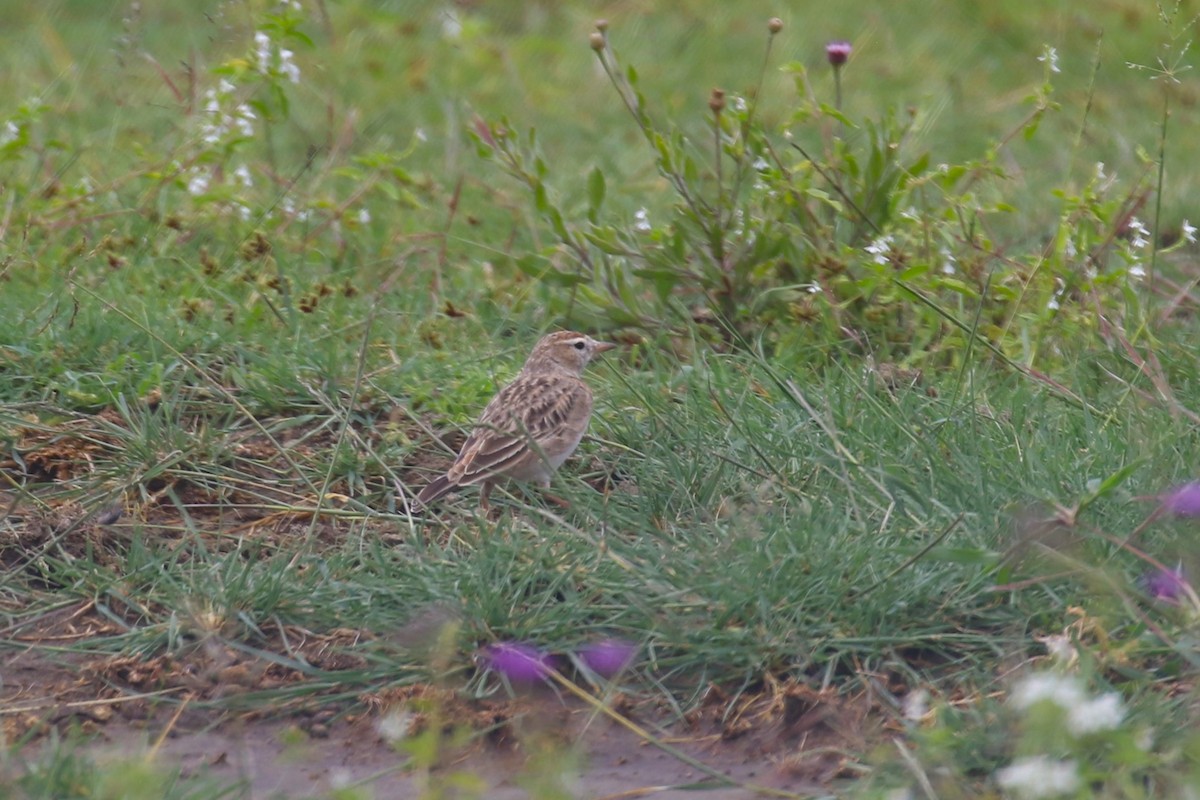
[3,0,1200,797]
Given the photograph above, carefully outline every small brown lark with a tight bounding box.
[414,331,616,510]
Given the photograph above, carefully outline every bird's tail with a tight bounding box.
[414,475,455,509]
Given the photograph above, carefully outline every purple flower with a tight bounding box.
[1162,482,1200,517]
[1143,563,1188,604]
[486,642,553,682]
[578,639,637,677]
[826,41,852,67]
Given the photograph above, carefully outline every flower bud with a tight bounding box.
[595,19,609,32]
[768,17,783,34]
[826,41,852,67]
[589,31,605,51]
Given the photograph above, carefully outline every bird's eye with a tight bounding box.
[573,340,586,350]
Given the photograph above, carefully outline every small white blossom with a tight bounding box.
[187,170,210,196]
[219,79,236,95]
[1094,162,1106,181]
[1064,238,1077,259]
[995,756,1080,798]
[415,127,428,142]
[940,246,956,275]
[234,104,256,137]
[235,202,252,221]
[279,48,301,83]
[900,206,919,222]
[1066,692,1124,735]
[865,234,893,265]
[0,120,19,147]
[233,164,253,187]
[634,207,651,233]
[1038,46,1061,73]
[1183,219,1196,243]
[376,708,415,743]
[752,156,769,171]
[1036,634,1077,666]
[1129,263,1146,279]
[255,31,272,72]
[732,95,748,113]
[1010,673,1085,710]
[1128,217,1150,249]
[357,208,371,224]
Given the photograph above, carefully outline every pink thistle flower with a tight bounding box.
[578,639,637,677]
[826,41,852,67]
[1162,481,1200,517]
[1143,563,1189,604]
[485,642,553,682]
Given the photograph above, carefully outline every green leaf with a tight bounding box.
[587,166,606,214]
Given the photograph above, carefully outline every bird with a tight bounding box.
[414,331,616,511]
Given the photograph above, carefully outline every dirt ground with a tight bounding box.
[3,641,872,799]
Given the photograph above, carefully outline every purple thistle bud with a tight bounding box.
[1162,481,1200,517]
[1143,563,1188,604]
[826,41,852,67]
[578,639,637,677]
[486,642,553,682]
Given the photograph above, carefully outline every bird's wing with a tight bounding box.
[446,374,591,486]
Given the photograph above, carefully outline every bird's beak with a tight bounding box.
[593,341,618,354]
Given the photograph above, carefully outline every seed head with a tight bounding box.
[595,19,609,32]
[708,88,726,115]
[589,31,605,52]
[768,17,783,34]
[826,41,852,67]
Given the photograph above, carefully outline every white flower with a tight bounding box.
[1038,46,1061,74]
[1067,692,1124,735]
[732,95,748,113]
[255,31,272,72]
[0,120,19,147]
[357,208,371,224]
[234,104,256,137]
[752,156,769,171]
[634,207,651,233]
[415,127,428,142]
[995,756,1079,798]
[233,164,253,187]
[903,690,929,721]
[1094,162,1106,181]
[1064,238,1077,259]
[940,246,956,275]
[218,79,236,95]
[1047,296,1061,311]
[187,170,210,196]
[806,283,821,294]
[865,234,893,265]
[1129,263,1146,279]
[1010,673,1085,710]
[1036,634,1077,666]
[279,48,301,83]
[376,708,415,743]
[1183,219,1196,243]
[235,202,252,221]
[1128,217,1150,249]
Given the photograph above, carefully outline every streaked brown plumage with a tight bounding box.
[414,331,616,510]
